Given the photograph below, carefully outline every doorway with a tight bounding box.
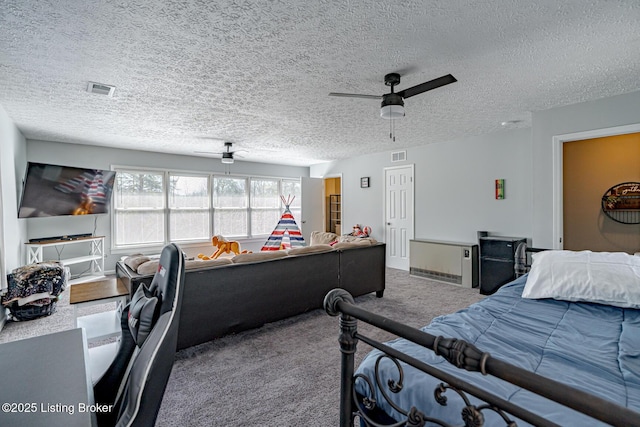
[563,133,640,252]
[552,123,640,250]
[384,165,414,270]
[324,176,341,234]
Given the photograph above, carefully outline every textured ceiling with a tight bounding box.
[1,1,639,166]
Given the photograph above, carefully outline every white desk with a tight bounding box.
[0,329,98,427]
[69,278,129,342]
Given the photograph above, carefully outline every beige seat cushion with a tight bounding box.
[310,231,338,245]
[232,250,289,264]
[185,258,233,270]
[287,244,335,255]
[336,236,378,245]
[136,257,233,275]
[333,239,377,249]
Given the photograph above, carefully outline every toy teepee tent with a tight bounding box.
[261,195,305,251]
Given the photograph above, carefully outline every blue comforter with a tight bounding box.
[355,275,640,426]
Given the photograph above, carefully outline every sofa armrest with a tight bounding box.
[116,261,154,296]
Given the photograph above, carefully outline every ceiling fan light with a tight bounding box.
[380,93,405,119]
[221,152,234,164]
[380,104,405,119]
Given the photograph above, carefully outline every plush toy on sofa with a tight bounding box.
[349,224,371,238]
[198,235,250,260]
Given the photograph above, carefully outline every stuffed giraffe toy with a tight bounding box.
[197,235,250,260]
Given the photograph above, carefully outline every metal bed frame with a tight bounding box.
[324,288,640,427]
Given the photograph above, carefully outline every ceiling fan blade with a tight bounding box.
[397,74,457,99]
[329,92,381,100]
[194,151,222,155]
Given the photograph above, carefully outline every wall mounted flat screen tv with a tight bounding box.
[18,162,116,218]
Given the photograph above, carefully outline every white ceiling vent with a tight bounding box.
[87,82,115,97]
[391,150,407,162]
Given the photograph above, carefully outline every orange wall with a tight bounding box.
[563,133,640,253]
[324,177,340,197]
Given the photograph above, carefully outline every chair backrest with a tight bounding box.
[94,243,185,427]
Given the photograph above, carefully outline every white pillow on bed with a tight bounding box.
[522,250,640,308]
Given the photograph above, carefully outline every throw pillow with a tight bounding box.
[123,254,151,271]
[310,231,338,245]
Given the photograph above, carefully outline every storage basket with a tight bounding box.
[8,300,58,321]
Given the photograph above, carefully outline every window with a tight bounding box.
[113,170,165,246]
[213,176,248,237]
[250,178,280,236]
[282,179,302,221]
[169,174,210,241]
[113,168,302,249]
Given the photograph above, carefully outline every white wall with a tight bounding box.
[24,140,309,271]
[0,105,27,326]
[532,90,640,248]
[311,128,534,244]
[0,106,27,278]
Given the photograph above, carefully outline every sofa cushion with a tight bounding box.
[334,238,378,249]
[287,244,335,255]
[123,254,151,271]
[310,231,338,245]
[232,250,289,264]
[337,236,378,245]
[185,258,233,270]
[137,257,233,275]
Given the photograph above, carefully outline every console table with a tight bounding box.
[25,236,105,284]
[0,328,97,426]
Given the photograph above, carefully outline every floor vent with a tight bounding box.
[87,82,116,97]
[410,268,462,285]
[391,150,406,162]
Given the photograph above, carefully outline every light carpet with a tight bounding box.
[0,268,483,426]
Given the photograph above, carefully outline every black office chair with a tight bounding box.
[93,243,186,427]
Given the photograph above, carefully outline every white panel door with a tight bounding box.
[385,166,414,270]
[301,177,324,245]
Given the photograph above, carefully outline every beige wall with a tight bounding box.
[563,133,640,253]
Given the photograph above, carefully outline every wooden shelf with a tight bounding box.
[328,194,341,234]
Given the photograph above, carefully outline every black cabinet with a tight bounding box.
[479,235,526,295]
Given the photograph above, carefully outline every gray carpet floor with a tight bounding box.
[0,268,483,426]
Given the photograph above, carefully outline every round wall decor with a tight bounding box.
[601,182,640,224]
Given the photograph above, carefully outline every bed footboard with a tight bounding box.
[324,289,640,427]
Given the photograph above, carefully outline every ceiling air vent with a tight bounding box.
[87,82,116,97]
[391,150,406,162]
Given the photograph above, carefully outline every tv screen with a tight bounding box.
[18,162,116,218]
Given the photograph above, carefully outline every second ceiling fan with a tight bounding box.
[329,72,457,119]
[195,142,245,164]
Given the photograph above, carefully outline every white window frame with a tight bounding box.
[168,172,212,242]
[111,166,301,252]
[112,167,167,250]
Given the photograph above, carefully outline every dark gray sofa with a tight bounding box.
[116,243,385,349]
